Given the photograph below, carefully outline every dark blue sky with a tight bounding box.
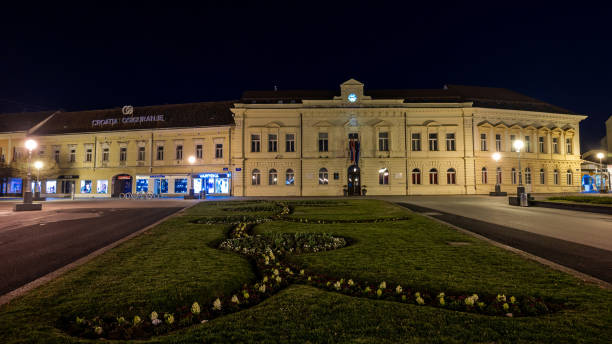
[1,2,611,150]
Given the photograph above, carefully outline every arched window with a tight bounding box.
[268,169,278,185]
[525,168,531,184]
[318,168,328,185]
[496,167,502,185]
[252,169,260,185]
[539,168,545,184]
[554,169,559,185]
[379,168,389,185]
[511,168,517,185]
[429,168,438,185]
[481,167,488,184]
[566,169,572,185]
[447,168,456,184]
[412,168,421,185]
[286,169,295,185]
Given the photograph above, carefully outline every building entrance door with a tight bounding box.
[347,165,360,196]
[112,174,132,197]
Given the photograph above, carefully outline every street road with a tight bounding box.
[0,200,191,296]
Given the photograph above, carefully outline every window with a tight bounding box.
[69,148,76,163]
[174,179,188,193]
[539,136,545,153]
[103,148,110,162]
[54,149,60,163]
[138,147,146,161]
[196,144,203,159]
[525,168,531,184]
[495,134,502,152]
[496,167,502,185]
[552,138,559,153]
[156,146,164,160]
[269,169,278,185]
[46,180,57,193]
[286,169,295,185]
[285,134,295,152]
[251,134,261,152]
[510,135,516,152]
[411,133,421,151]
[136,179,148,192]
[80,180,92,193]
[428,133,438,151]
[446,133,456,151]
[215,144,223,158]
[318,168,329,184]
[429,168,438,184]
[252,169,261,185]
[85,148,92,162]
[333,172,339,180]
[411,168,421,184]
[120,147,127,161]
[482,167,488,184]
[512,168,517,184]
[379,168,389,185]
[318,133,328,152]
[175,145,183,160]
[378,132,389,151]
[447,168,456,184]
[566,170,572,185]
[554,169,559,185]
[268,134,278,152]
[540,169,545,184]
[566,138,572,154]
[480,133,487,151]
[525,136,531,153]
[96,180,108,193]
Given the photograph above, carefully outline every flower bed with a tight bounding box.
[219,232,348,257]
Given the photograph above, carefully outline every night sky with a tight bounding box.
[2,3,611,150]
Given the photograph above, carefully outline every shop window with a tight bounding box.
[482,167,488,184]
[446,133,456,151]
[120,147,127,161]
[539,169,545,184]
[269,169,278,185]
[318,168,329,185]
[429,168,438,184]
[8,178,22,193]
[379,168,389,185]
[251,134,261,152]
[318,133,328,152]
[138,147,146,161]
[196,144,203,159]
[97,180,108,193]
[480,133,487,151]
[174,178,188,193]
[428,133,438,151]
[102,148,110,162]
[156,146,164,160]
[411,168,421,184]
[285,134,295,152]
[447,168,456,184]
[411,133,421,151]
[378,132,389,151]
[175,145,183,160]
[566,170,572,185]
[268,134,278,152]
[136,179,149,192]
[85,148,92,162]
[80,180,92,193]
[252,169,261,185]
[46,180,57,193]
[286,169,295,185]
[554,169,559,185]
[525,168,532,184]
[215,144,223,158]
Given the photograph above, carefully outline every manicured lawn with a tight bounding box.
[0,200,610,343]
[547,195,612,206]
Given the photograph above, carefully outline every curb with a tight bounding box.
[532,200,612,215]
[0,201,201,307]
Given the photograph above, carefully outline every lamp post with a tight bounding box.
[23,139,37,204]
[34,160,43,199]
[513,139,527,206]
[596,152,605,193]
[187,155,196,198]
[492,152,501,193]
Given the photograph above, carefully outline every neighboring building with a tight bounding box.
[0,79,587,197]
[582,114,612,192]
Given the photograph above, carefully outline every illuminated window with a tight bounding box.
[269,169,278,185]
[96,180,108,193]
[447,168,456,184]
[411,168,421,185]
[318,168,329,185]
[379,168,389,185]
[252,169,260,185]
[429,168,438,185]
[286,169,295,185]
[80,180,92,193]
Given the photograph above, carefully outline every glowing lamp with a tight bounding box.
[512,140,524,152]
[34,161,43,170]
[596,152,604,160]
[492,152,501,162]
[188,156,196,164]
[25,139,37,151]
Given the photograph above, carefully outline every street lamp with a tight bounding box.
[187,155,196,198]
[513,139,527,206]
[34,161,43,198]
[492,152,502,193]
[15,139,42,211]
[596,152,605,192]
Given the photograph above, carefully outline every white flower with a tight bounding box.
[334,281,342,290]
[348,279,354,286]
[213,298,222,311]
[379,281,387,289]
[263,276,269,283]
[395,285,403,294]
[94,326,103,335]
[150,311,158,321]
[191,302,201,315]
[275,276,282,283]
[416,296,425,305]
[273,269,279,276]
[259,284,267,293]
[231,295,240,304]
[152,318,162,326]
[497,294,506,302]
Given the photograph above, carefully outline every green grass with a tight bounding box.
[547,195,612,206]
[0,200,610,343]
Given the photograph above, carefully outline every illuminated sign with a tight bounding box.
[91,114,165,127]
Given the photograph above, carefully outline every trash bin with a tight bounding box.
[520,192,529,207]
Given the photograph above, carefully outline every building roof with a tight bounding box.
[241,84,578,115]
[30,101,235,135]
[0,111,56,133]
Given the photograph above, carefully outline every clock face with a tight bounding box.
[347,93,357,103]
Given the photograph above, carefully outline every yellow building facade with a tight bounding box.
[0,79,585,198]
